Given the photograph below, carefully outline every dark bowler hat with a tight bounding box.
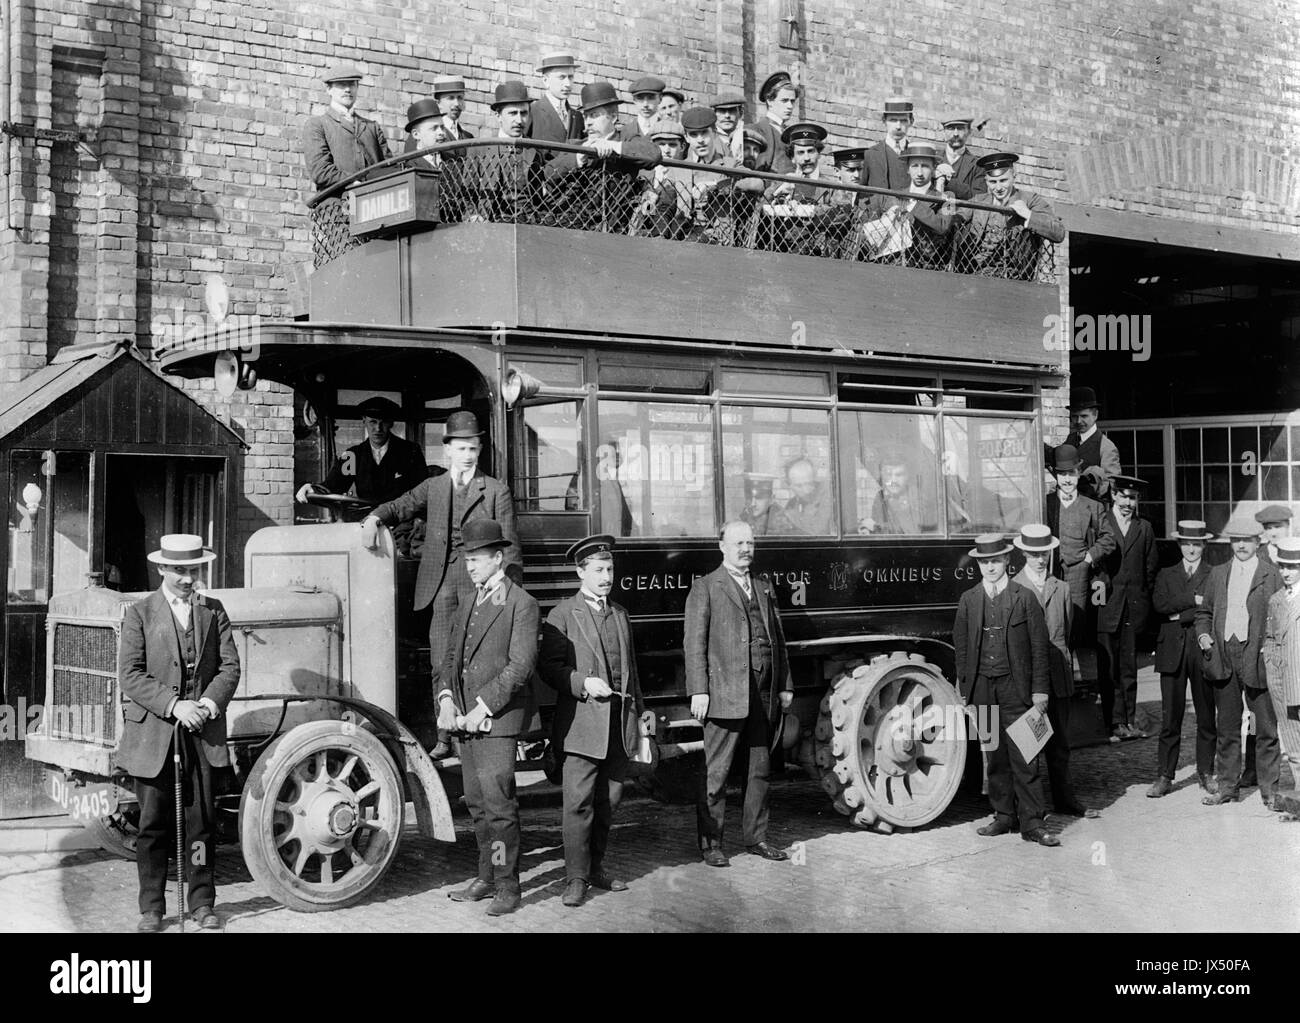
[442,409,484,439]
[742,126,768,151]
[759,71,792,101]
[491,80,531,110]
[1274,536,1300,565]
[969,533,1013,558]
[357,396,403,420]
[405,99,442,133]
[681,106,717,131]
[781,121,827,146]
[941,115,974,128]
[579,80,621,113]
[711,91,746,111]
[432,75,466,96]
[832,147,867,168]
[629,75,666,97]
[976,151,1020,172]
[1171,519,1214,542]
[1052,443,1082,473]
[1110,474,1146,495]
[566,533,616,565]
[537,53,579,72]
[462,519,511,553]
[1068,385,1100,411]
[1256,504,1294,525]
[881,98,914,119]
[663,86,687,104]
[1013,523,1059,552]
[901,141,940,163]
[323,63,365,85]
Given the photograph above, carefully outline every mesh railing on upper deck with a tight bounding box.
[308,139,1060,284]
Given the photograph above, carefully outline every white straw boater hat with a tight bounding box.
[1013,523,1059,552]
[147,533,217,566]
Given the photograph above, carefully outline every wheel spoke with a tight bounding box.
[336,754,359,782]
[320,854,334,886]
[314,750,328,779]
[354,779,381,802]
[291,843,313,878]
[903,684,927,717]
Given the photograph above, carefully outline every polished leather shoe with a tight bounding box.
[588,871,628,891]
[191,906,220,930]
[1239,772,1258,789]
[1146,777,1173,798]
[1261,792,1281,811]
[429,740,452,760]
[1021,827,1061,847]
[136,912,163,933]
[977,817,1016,837]
[745,841,789,861]
[702,846,729,867]
[1203,789,1237,806]
[448,878,496,902]
[486,889,521,917]
[561,879,588,908]
[1198,772,1219,794]
[1058,802,1100,818]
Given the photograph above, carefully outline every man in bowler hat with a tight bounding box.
[540,535,654,906]
[437,520,539,916]
[462,80,542,222]
[117,534,240,930]
[1063,386,1122,501]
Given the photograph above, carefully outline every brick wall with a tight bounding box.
[3,0,1297,551]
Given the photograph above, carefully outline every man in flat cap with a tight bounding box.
[462,80,542,223]
[711,93,747,161]
[545,81,662,234]
[541,535,653,906]
[953,534,1058,846]
[363,409,522,758]
[438,519,540,916]
[957,152,1065,280]
[658,86,685,121]
[1256,504,1294,565]
[748,71,798,174]
[858,141,957,269]
[295,395,432,531]
[620,75,665,142]
[634,115,691,238]
[1148,521,1218,798]
[302,64,392,266]
[861,98,915,191]
[934,116,986,200]
[1095,475,1159,741]
[1263,536,1300,816]
[1062,386,1122,501]
[1196,518,1283,807]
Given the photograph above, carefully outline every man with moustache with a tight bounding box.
[462,80,543,223]
[933,115,986,200]
[1196,518,1284,807]
[1147,521,1218,797]
[861,452,938,535]
[687,521,794,866]
[711,92,747,161]
[763,122,839,256]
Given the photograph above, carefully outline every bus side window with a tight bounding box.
[837,410,943,536]
[511,399,585,514]
[941,415,1035,534]
[722,405,835,536]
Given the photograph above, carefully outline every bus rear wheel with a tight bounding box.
[814,652,966,830]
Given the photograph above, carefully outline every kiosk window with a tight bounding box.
[723,406,835,536]
[941,416,1035,534]
[837,411,942,536]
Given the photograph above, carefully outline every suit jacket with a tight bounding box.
[543,134,661,233]
[957,187,1065,279]
[459,143,542,221]
[1095,513,1159,633]
[1152,560,1213,675]
[372,471,522,609]
[1195,558,1283,689]
[860,141,909,191]
[952,581,1050,705]
[1045,492,1116,568]
[540,593,645,760]
[684,565,793,733]
[1014,573,1073,697]
[864,188,955,269]
[1063,429,1123,501]
[1264,588,1300,707]
[302,107,392,191]
[747,119,794,174]
[321,435,430,506]
[402,121,474,157]
[942,149,986,201]
[528,97,585,145]
[116,589,241,778]
[441,577,539,737]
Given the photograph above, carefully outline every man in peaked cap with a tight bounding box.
[762,122,841,256]
[953,534,1058,846]
[118,534,240,930]
[934,115,986,200]
[861,97,915,191]
[301,63,392,266]
[528,52,585,146]
[1256,504,1294,564]
[858,140,958,269]
[831,147,866,185]
[711,91,747,160]
[1148,521,1218,798]
[1094,475,1159,741]
[364,409,522,758]
[540,535,653,907]
[437,519,540,916]
[1195,517,1283,807]
[1262,536,1300,816]
[620,75,666,142]
[957,151,1065,280]
[1063,386,1122,501]
[748,71,798,174]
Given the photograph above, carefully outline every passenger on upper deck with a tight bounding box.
[934,115,985,200]
[620,76,665,142]
[858,141,957,269]
[403,99,447,167]
[761,122,841,257]
[544,81,662,234]
[658,87,685,121]
[528,52,585,147]
[711,92,747,161]
[782,457,835,535]
[461,80,541,223]
[433,75,474,147]
[957,151,1065,281]
[748,71,798,175]
[860,98,914,191]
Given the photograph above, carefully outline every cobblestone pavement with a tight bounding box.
[3,695,1298,933]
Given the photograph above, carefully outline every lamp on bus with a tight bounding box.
[502,367,542,409]
[213,350,258,396]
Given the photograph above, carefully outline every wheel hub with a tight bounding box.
[873,704,917,777]
[301,783,359,846]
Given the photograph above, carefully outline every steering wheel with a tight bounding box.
[303,492,374,511]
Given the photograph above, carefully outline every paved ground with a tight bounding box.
[2,690,1298,933]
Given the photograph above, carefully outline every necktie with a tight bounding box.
[590,597,606,613]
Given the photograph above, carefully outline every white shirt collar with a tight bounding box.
[1020,566,1047,588]
[330,100,356,121]
[369,439,389,463]
[983,577,1008,598]
[1233,555,1258,576]
[476,570,506,602]
[887,136,907,154]
[580,586,608,607]
[1078,424,1098,443]
[945,144,964,164]
[548,94,568,117]
[1058,493,1076,508]
[451,468,476,488]
[908,182,930,194]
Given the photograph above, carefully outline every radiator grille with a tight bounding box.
[49,623,117,745]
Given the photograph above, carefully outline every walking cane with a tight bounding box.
[173,720,186,934]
